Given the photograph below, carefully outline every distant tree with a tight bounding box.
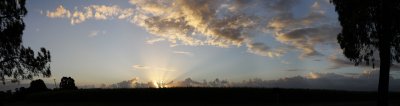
[28,79,48,92]
[330,0,400,105]
[0,0,51,84]
[15,87,27,94]
[59,77,77,90]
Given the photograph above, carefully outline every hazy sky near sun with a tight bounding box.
[21,0,400,86]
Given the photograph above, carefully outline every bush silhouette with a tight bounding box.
[59,77,78,90]
[28,79,48,92]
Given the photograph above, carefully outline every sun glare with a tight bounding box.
[132,48,184,88]
[152,80,171,88]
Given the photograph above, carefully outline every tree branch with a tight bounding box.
[0,57,17,64]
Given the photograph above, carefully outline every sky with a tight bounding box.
[6,0,400,90]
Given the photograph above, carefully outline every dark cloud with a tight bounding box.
[276,24,341,57]
[232,70,400,91]
[262,0,299,12]
[246,42,286,57]
[109,78,139,88]
[284,69,301,71]
[103,69,400,91]
[328,54,400,71]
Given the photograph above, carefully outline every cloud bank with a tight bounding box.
[107,69,400,91]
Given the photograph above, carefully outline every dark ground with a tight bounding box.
[1,88,400,106]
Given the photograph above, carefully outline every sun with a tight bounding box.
[153,81,159,88]
[153,80,170,88]
[133,45,199,88]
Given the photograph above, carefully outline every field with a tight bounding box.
[2,88,400,106]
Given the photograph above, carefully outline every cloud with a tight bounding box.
[328,53,400,70]
[284,69,300,72]
[47,5,71,18]
[107,77,139,88]
[39,10,44,15]
[275,24,341,57]
[246,42,286,58]
[146,38,165,44]
[46,5,134,25]
[127,0,340,58]
[108,69,400,91]
[328,54,354,69]
[132,65,176,72]
[129,0,258,48]
[280,60,290,64]
[47,1,341,59]
[235,69,399,91]
[263,0,340,58]
[173,51,194,56]
[88,31,99,37]
[88,30,106,37]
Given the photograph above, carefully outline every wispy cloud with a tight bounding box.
[88,31,99,37]
[246,42,287,58]
[284,69,300,71]
[173,51,194,56]
[146,38,165,44]
[132,65,176,72]
[281,60,290,64]
[88,30,106,37]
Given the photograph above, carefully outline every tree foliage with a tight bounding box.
[60,77,78,90]
[332,0,400,66]
[0,0,51,84]
[331,0,400,105]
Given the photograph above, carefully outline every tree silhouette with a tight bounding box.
[330,0,400,105]
[0,0,51,84]
[59,77,78,90]
[28,79,48,92]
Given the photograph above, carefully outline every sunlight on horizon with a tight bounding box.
[134,47,181,84]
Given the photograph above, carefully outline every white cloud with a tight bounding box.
[132,64,176,72]
[146,38,165,44]
[46,5,134,25]
[173,51,194,56]
[47,5,71,18]
[88,30,99,37]
[88,30,107,37]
